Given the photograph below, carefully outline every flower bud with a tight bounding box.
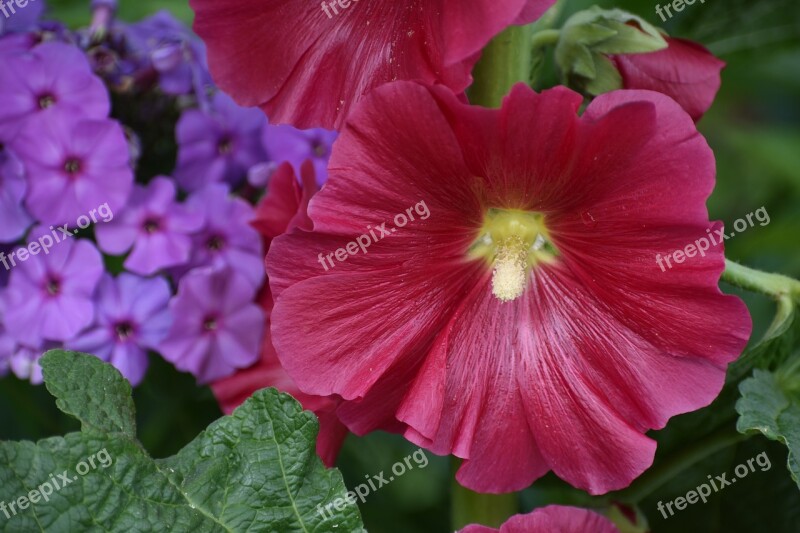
[554,7,667,96]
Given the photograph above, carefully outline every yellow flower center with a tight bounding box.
[469,208,558,303]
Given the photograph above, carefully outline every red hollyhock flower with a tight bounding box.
[266,81,751,494]
[190,0,556,129]
[611,37,725,121]
[459,505,619,533]
[211,162,348,466]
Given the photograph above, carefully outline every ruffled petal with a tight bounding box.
[191,0,553,128]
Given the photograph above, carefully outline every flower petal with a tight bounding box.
[612,37,725,121]
[460,504,619,533]
[191,0,553,128]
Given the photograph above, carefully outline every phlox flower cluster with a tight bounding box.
[0,1,336,386]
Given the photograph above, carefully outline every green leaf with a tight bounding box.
[42,351,137,438]
[0,350,364,532]
[736,368,800,488]
[730,270,800,488]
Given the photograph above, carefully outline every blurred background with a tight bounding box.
[0,0,798,531]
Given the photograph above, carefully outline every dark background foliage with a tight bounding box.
[1,0,798,531]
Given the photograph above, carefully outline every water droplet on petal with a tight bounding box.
[581,211,597,228]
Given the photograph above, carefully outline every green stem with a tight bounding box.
[722,259,800,301]
[469,24,534,108]
[451,458,518,529]
[611,425,748,504]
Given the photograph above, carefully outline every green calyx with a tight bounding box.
[553,6,668,96]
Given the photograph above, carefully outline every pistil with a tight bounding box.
[491,235,529,301]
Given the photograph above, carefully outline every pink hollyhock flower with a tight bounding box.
[266,81,751,494]
[213,162,349,466]
[459,505,619,533]
[611,37,725,121]
[189,0,556,129]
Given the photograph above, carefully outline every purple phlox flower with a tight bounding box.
[95,177,203,275]
[13,109,132,226]
[123,11,211,96]
[262,124,337,185]
[178,182,264,288]
[66,273,171,386]
[0,22,76,61]
[7,340,61,385]
[32,21,76,45]
[0,146,32,243]
[159,266,263,384]
[89,0,117,38]
[175,92,267,192]
[247,161,277,188]
[83,25,143,92]
[8,344,56,384]
[0,42,110,143]
[2,226,103,345]
[10,350,43,383]
[85,43,128,89]
[0,0,46,36]
[0,32,37,58]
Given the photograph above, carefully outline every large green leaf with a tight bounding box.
[0,351,364,533]
[736,368,800,488]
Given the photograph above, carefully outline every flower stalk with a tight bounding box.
[722,259,800,301]
[470,25,534,108]
[451,459,518,529]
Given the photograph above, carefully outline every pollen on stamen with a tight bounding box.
[491,236,528,302]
